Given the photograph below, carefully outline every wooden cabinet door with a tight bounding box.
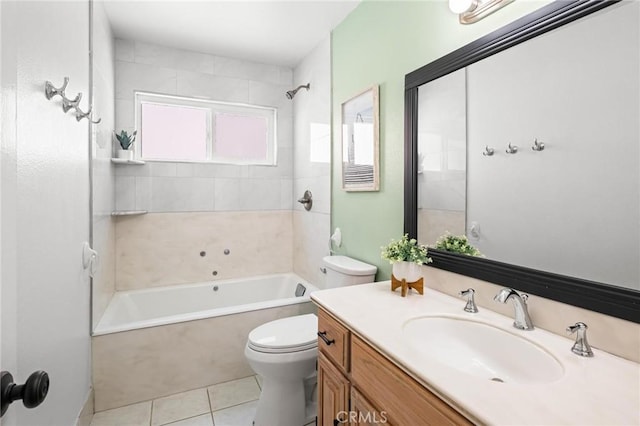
[350,388,391,426]
[318,352,350,426]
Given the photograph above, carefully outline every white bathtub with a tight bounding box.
[94,273,317,335]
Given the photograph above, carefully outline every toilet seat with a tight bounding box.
[248,313,317,354]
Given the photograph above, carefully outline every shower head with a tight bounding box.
[285,83,310,100]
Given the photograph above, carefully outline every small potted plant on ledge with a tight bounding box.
[433,232,483,257]
[381,234,432,282]
[114,130,136,161]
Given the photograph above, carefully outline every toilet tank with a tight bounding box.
[322,255,377,289]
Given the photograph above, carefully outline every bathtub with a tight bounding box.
[92,272,318,411]
[94,272,318,335]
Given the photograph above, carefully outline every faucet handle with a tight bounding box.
[566,322,594,357]
[458,288,478,313]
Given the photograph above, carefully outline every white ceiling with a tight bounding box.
[102,1,360,68]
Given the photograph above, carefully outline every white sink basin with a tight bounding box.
[402,315,564,384]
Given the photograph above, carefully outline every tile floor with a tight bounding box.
[90,376,316,426]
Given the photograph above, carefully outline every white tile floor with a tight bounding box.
[89,376,316,426]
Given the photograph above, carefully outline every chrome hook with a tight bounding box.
[74,106,101,124]
[61,92,82,113]
[482,145,495,156]
[531,138,545,151]
[506,143,518,154]
[44,77,69,100]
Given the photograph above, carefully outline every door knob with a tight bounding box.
[1,370,49,417]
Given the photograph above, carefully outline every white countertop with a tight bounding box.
[311,282,640,425]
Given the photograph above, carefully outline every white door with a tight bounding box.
[1,1,92,425]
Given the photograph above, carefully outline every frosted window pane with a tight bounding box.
[141,103,208,161]
[215,113,268,160]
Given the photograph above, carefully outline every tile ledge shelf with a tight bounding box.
[111,210,148,217]
[111,158,145,165]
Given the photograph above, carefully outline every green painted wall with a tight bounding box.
[331,0,551,279]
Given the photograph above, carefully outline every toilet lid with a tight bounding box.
[248,313,318,353]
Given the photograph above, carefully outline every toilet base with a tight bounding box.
[254,376,316,426]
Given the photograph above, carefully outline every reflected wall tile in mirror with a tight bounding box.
[176,70,249,104]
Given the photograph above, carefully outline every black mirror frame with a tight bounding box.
[404,0,640,323]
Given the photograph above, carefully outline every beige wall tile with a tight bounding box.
[76,388,94,426]
[92,302,314,411]
[424,267,640,363]
[114,211,293,290]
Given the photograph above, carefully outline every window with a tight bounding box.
[135,92,277,165]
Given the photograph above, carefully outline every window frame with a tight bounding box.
[134,91,278,165]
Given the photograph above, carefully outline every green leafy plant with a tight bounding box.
[433,233,482,257]
[381,234,432,265]
[114,130,137,150]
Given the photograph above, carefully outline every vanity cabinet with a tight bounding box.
[317,307,472,426]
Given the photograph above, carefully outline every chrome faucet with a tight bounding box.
[458,288,478,313]
[566,322,594,357]
[493,288,534,330]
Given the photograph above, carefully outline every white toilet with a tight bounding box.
[245,255,376,426]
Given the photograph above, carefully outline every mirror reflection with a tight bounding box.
[341,86,379,191]
[417,1,639,290]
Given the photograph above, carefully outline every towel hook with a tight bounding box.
[506,143,518,154]
[482,145,495,156]
[61,93,82,113]
[44,77,69,100]
[74,106,101,124]
[531,138,545,151]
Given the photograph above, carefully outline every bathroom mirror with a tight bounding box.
[404,0,640,323]
[341,85,380,191]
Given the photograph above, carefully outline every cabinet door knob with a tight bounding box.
[317,331,335,346]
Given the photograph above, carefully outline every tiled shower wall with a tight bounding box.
[113,39,294,213]
[115,211,293,290]
[292,37,332,287]
[108,40,331,292]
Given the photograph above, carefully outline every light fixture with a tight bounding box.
[449,0,515,24]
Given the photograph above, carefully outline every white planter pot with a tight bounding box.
[116,150,133,160]
[392,261,423,283]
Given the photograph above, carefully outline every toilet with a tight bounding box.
[245,255,376,426]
